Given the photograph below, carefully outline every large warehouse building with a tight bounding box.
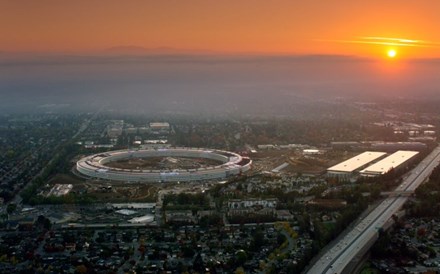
[360,150,419,177]
[327,151,387,178]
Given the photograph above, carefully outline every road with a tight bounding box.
[307,145,440,274]
[6,110,103,208]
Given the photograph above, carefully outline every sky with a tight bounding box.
[1,1,440,114]
[1,0,440,58]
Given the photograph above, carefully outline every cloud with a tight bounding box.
[317,36,440,48]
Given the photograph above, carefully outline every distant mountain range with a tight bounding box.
[103,46,220,55]
[0,46,225,56]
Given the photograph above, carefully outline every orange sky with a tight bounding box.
[2,0,440,58]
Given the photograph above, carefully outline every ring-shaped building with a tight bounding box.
[76,147,251,182]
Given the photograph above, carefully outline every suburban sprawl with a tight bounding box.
[1,100,440,273]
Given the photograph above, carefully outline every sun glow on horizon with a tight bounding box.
[387,49,397,58]
[318,36,440,58]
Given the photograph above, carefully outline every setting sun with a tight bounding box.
[387,49,397,58]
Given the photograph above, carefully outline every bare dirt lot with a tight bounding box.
[47,173,160,202]
[105,156,222,170]
[250,149,358,175]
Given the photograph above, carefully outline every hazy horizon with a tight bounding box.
[1,52,439,115]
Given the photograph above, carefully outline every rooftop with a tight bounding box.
[360,150,419,176]
[327,151,387,173]
[149,122,170,128]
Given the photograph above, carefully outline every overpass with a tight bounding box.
[306,145,440,274]
[380,190,414,197]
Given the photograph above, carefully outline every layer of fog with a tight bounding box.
[0,53,439,116]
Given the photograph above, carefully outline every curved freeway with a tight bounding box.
[307,145,440,274]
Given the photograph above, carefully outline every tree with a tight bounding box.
[371,232,391,258]
[75,264,87,274]
[277,232,287,246]
[235,267,245,274]
[6,203,16,215]
[250,228,265,251]
[35,215,52,230]
[235,250,247,266]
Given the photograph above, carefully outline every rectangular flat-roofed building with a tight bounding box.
[360,150,419,177]
[327,151,387,177]
[149,122,170,131]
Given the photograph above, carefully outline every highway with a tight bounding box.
[307,145,440,274]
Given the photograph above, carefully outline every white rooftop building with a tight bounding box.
[360,150,419,177]
[303,149,322,155]
[327,151,387,177]
[149,122,170,130]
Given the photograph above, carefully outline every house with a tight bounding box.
[227,198,278,209]
[165,210,195,224]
